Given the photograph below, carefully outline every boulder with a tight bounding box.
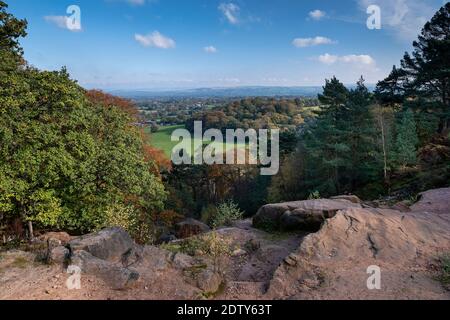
[38,232,72,245]
[253,199,362,231]
[71,250,140,290]
[175,218,211,239]
[48,246,69,264]
[68,227,139,266]
[197,270,223,293]
[172,253,196,270]
[158,233,177,244]
[140,246,171,271]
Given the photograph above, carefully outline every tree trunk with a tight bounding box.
[378,111,388,183]
[27,221,34,240]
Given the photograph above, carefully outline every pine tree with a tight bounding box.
[344,77,382,191]
[394,109,419,168]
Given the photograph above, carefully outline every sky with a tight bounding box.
[7,0,448,90]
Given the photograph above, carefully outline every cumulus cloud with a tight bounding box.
[292,36,336,47]
[135,31,176,49]
[357,0,440,41]
[204,46,218,53]
[219,3,240,25]
[318,53,376,66]
[309,10,326,20]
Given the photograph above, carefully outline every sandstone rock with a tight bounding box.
[172,253,196,270]
[71,250,139,290]
[158,233,177,244]
[140,246,171,271]
[232,249,247,257]
[267,204,450,299]
[175,218,211,239]
[49,246,69,264]
[331,195,362,204]
[38,232,72,245]
[68,227,138,265]
[410,187,450,215]
[197,270,222,293]
[254,199,361,231]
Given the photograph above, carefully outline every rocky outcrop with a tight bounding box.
[38,232,73,245]
[253,199,362,232]
[71,250,140,290]
[175,218,211,238]
[68,227,141,266]
[266,188,450,299]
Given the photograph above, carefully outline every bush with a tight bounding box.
[438,254,450,287]
[200,205,218,225]
[210,200,244,229]
[102,203,157,244]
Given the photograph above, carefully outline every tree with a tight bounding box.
[0,1,27,70]
[394,108,419,168]
[343,77,382,191]
[310,76,350,194]
[377,3,450,134]
[0,5,167,239]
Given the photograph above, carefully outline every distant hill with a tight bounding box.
[109,86,323,99]
[109,85,376,100]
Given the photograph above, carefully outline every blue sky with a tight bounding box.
[8,0,447,89]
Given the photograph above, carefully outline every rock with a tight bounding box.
[175,218,211,239]
[49,246,69,264]
[140,246,171,271]
[392,201,412,213]
[158,233,177,244]
[410,187,450,215]
[267,204,450,299]
[254,199,361,232]
[71,250,139,290]
[232,249,247,257]
[38,232,72,245]
[68,227,138,265]
[331,195,362,204]
[172,253,195,270]
[197,270,222,293]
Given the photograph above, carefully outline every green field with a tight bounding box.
[147,125,246,158]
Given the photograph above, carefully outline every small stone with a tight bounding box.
[232,249,247,257]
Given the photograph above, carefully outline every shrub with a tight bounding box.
[200,205,218,225]
[102,203,157,244]
[210,201,244,229]
[438,254,450,287]
[308,190,321,200]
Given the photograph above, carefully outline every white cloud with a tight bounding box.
[44,15,81,32]
[318,53,339,64]
[204,46,218,53]
[357,0,440,41]
[134,31,176,49]
[318,53,376,66]
[309,10,326,20]
[219,3,240,25]
[292,36,336,47]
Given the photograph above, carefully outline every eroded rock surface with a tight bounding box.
[266,188,450,300]
[253,199,362,231]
